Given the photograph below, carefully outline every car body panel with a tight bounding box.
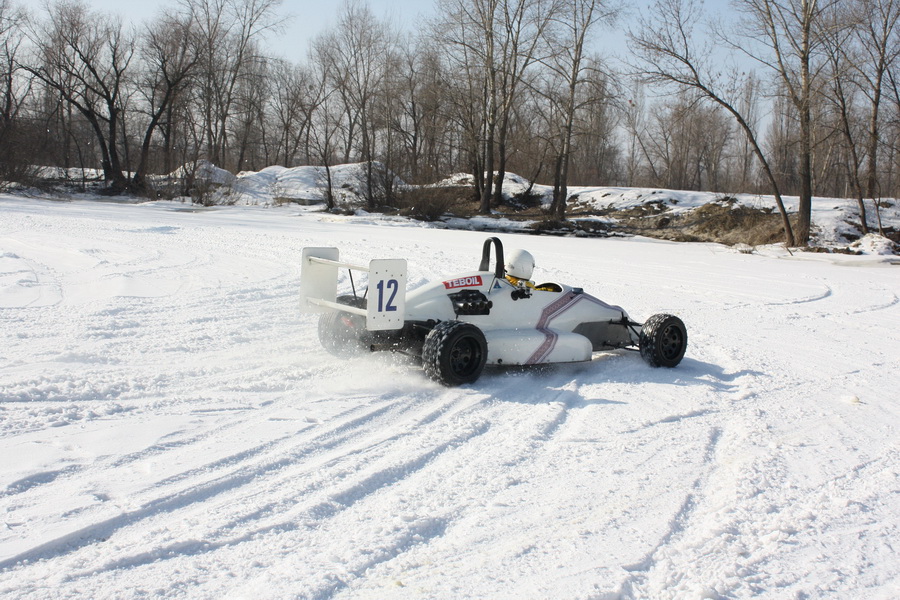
[404,270,637,365]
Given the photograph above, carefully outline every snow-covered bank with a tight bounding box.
[187,162,899,252]
[1,195,899,599]
[34,160,897,252]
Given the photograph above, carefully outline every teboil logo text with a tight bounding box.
[442,275,483,290]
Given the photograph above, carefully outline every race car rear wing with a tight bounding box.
[300,247,407,331]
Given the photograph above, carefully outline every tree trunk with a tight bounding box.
[492,138,506,207]
[550,153,564,221]
[480,116,495,214]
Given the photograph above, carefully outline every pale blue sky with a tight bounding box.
[78,0,438,62]
[49,0,736,65]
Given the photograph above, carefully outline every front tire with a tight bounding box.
[422,321,487,386]
[318,295,368,357]
[639,314,687,368]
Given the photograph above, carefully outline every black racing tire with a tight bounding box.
[422,321,488,386]
[317,295,368,358]
[639,314,687,368]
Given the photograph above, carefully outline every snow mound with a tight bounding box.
[225,162,405,206]
[227,166,287,205]
[168,160,235,187]
[849,234,898,255]
[272,166,328,204]
[431,174,728,211]
[33,166,105,181]
[431,172,545,204]
[571,187,720,214]
[431,173,477,187]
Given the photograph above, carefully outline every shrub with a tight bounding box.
[393,186,467,221]
[0,124,39,189]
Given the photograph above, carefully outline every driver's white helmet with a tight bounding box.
[506,249,535,280]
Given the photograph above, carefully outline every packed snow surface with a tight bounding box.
[1,195,899,599]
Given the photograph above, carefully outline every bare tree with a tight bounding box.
[1,0,26,124]
[306,44,339,210]
[641,93,733,190]
[268,59,317,167]
[542,0,618,220]
[884,52,900,202]
[184,0,281,170]
[733,74,765,191]
[389,39,453,183]
[435,0,559,214]
[313,0,396,209]
[729,0,834,244]
[25,0,135,190]
[630,0,796,245]
[490,0,559,208]
[310,98,342,211]
[0,0,34,186]
[567,67,620,184]
[819,3,872,230]
[438,0,500,212]
[232,52,270,170]
[621,83,656,186]
[852,0,900,233]
[432,1,489,204]
[132,9,200,190]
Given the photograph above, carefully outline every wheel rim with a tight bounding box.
[449,336,482,377]
[659,324,684,360]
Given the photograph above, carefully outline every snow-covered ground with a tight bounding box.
[1,194,899,599]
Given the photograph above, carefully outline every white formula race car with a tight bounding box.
[300,237,687,386]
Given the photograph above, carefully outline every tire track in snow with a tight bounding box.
[621,425,724,598]
[848,290,899,314]
[1,466,81,498]
[620,409,717,435]
[648,413,897,598]
[0,396,420,564]
[324,377,636,597]
[0,356,345,496]
[42,398,489,576]
[75,388,582,596]
[0,385,487,573]
[6,201,897,598]
[286,396,590,599]
[212,389,484,499]
[763,281,833,306]
[336,372,720,599]
[5,282,710,596]
[6,207,582,593]
[305,419,493,520]
[58,418,493,586]
[169,390,488,540]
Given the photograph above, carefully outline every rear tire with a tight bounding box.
[639,314,687,368]
[318,295,368,357]
[422,321,487,386]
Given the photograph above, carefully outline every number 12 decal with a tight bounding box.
[376,279,399,312]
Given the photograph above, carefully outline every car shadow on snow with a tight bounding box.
[469,351,764,401]
[671,357,767,392]
[336,349,762,404]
